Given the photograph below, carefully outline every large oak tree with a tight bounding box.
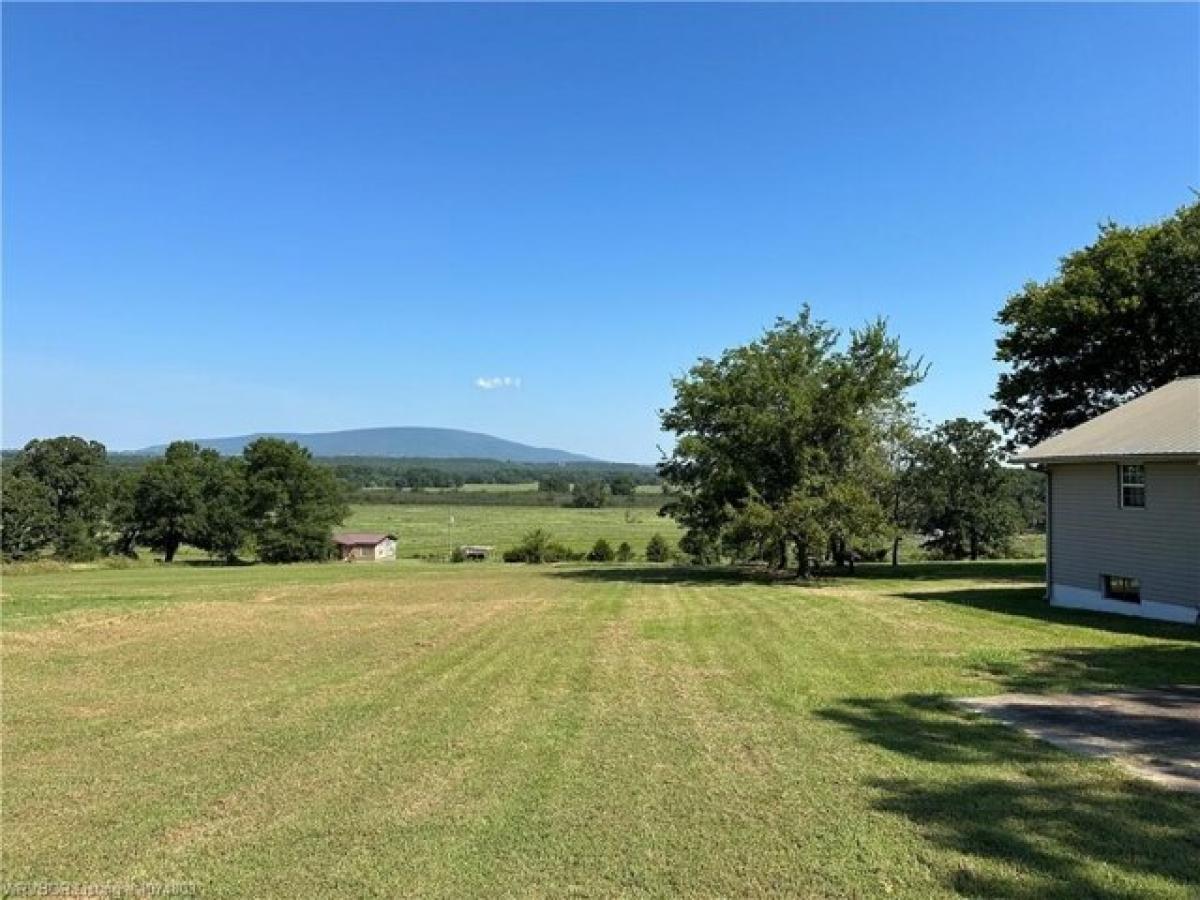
[658,308,924,576]
[992,200,1200,447]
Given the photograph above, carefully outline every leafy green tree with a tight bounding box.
[587,538,615,562]
[679,530,719,564]
[193,455,249,562]
[243,438,348,563]
[912,419,1021,560]
[607,475,637,496]
[719,500,781,564]
[877,405,925,567]
[570,480,608,508]
[11,436,109,560]
[1,472,56,559]
[992,200,1200,447]
[659,308,924,576]
[538,474,571,493]
[645,533,672,563]
[615,541,635,563]
[106,468,142,558]
[132,441,209,562]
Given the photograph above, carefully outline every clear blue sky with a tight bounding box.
[3,3,1197,462]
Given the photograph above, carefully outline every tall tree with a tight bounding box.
[132,441,210,562]
[992,200,1200,447]
[11,436,109,560]
[1,472,57,560]
[192,455,249,562]
[659,308,924,576]
[877,405,925,567]
[243,438,348,563]
[912,419,1021,561]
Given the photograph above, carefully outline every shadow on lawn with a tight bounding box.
[552,560,1044,588]
[898,584,1200,641]
[971,643,1200,693]
[818,693,1200,897]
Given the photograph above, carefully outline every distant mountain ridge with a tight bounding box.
[135,427,597,463]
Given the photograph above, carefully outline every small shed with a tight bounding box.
[333,532,397,562]
[459,545,493,561]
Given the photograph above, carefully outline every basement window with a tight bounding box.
[1103,575,1141,604]
[1119,465,1145,508]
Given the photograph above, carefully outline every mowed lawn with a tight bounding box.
[3,561,1198,898]
[345,503,681,558]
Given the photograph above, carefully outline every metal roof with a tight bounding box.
[1015,377,1200,464]
[332,532,395,546]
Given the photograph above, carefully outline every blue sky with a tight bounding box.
[3,3,1197,463]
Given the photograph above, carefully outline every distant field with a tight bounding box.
[4,560,1197,897]
[422,482,540,493]
[345,503,678,557]
[344,503,1044,562]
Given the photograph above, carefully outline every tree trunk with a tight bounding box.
[795,540,811,579]
[164,541,179,564]
[891,535,901,568]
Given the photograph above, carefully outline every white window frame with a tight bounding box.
[1118,464,1145,509]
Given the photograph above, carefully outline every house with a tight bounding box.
[1015,377,1199,625]
[333,532,397,562]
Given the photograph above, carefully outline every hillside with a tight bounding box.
[136,427,597,463]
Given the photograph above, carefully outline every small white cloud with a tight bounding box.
[475,376,522,390]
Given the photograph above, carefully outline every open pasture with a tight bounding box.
[3,559,1198,898]
[344,502,680,558]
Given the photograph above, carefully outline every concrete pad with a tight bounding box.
[961,686,1200,792]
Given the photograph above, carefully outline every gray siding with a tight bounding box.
[1050,462,1200,609]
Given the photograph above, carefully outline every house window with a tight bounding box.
[1119,464,1145,508]
[1103,575,1141,603]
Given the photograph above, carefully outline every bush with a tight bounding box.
[615,541,634,562]
[586,538,615,562]
[449,546,466,563]
[502,529,577,563]
[645,533,672,563]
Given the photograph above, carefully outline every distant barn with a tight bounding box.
[333,532,397,562]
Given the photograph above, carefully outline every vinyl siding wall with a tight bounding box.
[1049,462,1200,611]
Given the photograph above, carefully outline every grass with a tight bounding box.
[344,502,681,557]
[3,559,1198,898]
[343,502,1044,562]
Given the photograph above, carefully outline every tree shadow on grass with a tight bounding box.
[549,564,781,587]
[897,585,1200,641]
[550,560,1044,588]
[817,694,1200,897]
[971,643,1200,693]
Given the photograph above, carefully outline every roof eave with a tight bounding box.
[1015,453,1200,466]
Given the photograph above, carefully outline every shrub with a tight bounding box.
[615,541,634,562]
[502,529,576,563]
[586,538,615,562]
[645,533,672,563]
[450,546,466,563]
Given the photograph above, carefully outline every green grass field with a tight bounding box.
[3,559,1197,898]
[343,502,1044,562]
[345,502,680,557]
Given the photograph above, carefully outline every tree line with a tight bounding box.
[2,437,347,563]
